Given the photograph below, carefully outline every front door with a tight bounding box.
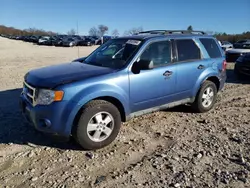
[129,40,176,113]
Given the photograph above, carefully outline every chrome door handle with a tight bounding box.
[198,65,205,69]
[163,70,173,77]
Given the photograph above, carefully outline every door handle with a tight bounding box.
[197,64,205,69]
[163,70,173,77]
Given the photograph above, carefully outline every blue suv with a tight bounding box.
[20,30,227,150]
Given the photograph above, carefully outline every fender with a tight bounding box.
[63,83,130,135]
[192,67,220,97]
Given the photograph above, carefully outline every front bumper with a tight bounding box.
[20,93,73,137]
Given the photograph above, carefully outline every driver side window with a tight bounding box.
[139,40,172,67]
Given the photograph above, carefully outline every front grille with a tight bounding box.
[23,81,36,106]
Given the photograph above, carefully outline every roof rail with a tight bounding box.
[136,30,207,35]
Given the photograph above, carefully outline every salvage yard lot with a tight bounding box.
[0,36,249,188]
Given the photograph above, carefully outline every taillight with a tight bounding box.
[222,60,227,71]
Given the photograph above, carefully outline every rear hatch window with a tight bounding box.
[200,38,222,58]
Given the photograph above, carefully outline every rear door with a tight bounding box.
[174,38,209,99]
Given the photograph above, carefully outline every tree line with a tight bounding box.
[0,25,57,36]
[88,25,143,37]
[187,25,250,43]
[213,32,250,43]
[0,24,249,43]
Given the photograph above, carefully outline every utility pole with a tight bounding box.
[77,20,79,58]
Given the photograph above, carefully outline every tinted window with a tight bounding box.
[139,41,172,67]
[176,39,201,62]
[200,38,222,58]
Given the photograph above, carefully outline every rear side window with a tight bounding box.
[200,38,222,58]
[176,39,201,62]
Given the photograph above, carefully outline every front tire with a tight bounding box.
[192,81,217,113]
[73,100,121,150]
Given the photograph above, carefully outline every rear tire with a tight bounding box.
[73,100,121,150]
[192,81,217,113]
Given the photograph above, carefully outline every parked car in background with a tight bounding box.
[234,53,250,79]
[20,30,226,150]
[52,36,64,46]
[221,41,233,51]
[38,36,51,45]
[30,36,42,43]
[62,37,78,47]
[96,36,112,45]
[91,36,100,45]
[225,48,250,62]
[38,36,59,46]
[23,36,32,42]
[233,39,250,49]
[79,37,95,46]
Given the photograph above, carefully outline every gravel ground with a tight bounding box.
[0,37,249,188]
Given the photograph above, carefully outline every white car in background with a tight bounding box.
[225,39,250,62]
[38,36,50,44]
[221,41,233,50]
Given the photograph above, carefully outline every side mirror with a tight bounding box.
[132,59,154,74]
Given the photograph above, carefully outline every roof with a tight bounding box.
[118,30,214,41]
[118,34,214,41]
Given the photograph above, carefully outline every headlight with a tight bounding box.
[36,89,64,105]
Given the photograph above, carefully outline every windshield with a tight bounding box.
[84,38,142,69]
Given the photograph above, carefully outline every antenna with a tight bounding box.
[77,20,79,58]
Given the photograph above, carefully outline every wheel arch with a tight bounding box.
[73,96,127,128]
[205,76,220,91]
[70,95,128,137]
[193,72,221,97]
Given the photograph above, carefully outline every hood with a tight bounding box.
[25,62,115,88]
[227,49,250,53]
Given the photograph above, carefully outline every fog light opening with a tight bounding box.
[40,119,51,128]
